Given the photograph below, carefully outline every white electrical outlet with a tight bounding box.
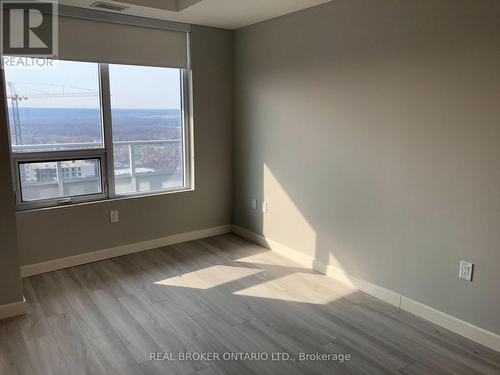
[110,210,119,223]
[251,198,257,210]
[261,200,267,214]
[459,260,474,281]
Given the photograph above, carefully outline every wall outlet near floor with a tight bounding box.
[261,200,267,214]
[459,260,474,281]
[110,210,119,223]
[251,198,258,210]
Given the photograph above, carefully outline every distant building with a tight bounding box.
[21,160,97,183]
[60,160,96,179]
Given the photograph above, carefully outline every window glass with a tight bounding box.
[3,58,191,208]
[4,60,102,152]
[109,64,184,194]
[19,159,102,202]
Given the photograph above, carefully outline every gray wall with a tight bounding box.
[233,0,500,335]
[17,25,233,266]
[0,74,24,305]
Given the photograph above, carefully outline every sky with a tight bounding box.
[3,59,181,109]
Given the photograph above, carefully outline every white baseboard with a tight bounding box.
[21,225,232,277]
[313,260,402,307]
[231,225,500,353]
[232,225,400,306]
[400,297,500,352]
[0,297,27,319]
[18,223,500,352]
[231,225,314,268]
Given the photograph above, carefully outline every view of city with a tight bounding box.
[9,107,184,201]
[5,61,185,202]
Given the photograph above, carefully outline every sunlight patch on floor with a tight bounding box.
[154,265,262,290]
[233,272,345,304]
[235,252,306,268]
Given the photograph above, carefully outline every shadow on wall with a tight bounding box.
[232,0,500,337]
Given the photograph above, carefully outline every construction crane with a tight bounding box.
[7,82,24,146]
[6,82,97,145]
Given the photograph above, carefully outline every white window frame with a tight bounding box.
[3,62,193,210]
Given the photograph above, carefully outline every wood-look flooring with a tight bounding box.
[1,234,499,375]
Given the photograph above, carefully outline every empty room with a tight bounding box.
[0,0,499,374]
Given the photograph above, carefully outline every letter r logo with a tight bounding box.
[1,1,58,57]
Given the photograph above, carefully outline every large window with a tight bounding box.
[109,64,184,195]
[3,59,191,209]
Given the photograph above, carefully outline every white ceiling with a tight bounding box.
[58,0,332,30]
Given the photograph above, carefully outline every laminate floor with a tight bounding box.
[1,234,499,374]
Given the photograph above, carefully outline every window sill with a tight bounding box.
[15,186,195,213]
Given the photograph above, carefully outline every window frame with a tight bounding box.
[3,62,193,211]
[16,155,106,204]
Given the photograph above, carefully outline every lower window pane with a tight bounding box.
[114,140,184,195]
[19,159,102,202]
